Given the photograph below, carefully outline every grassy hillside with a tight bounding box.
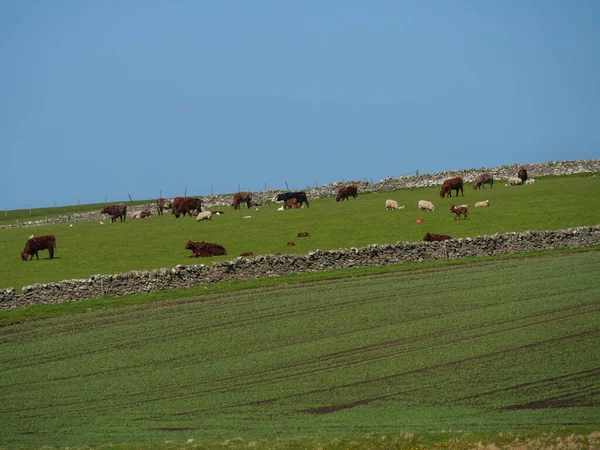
[1,174,599,290]
[0,251,598,448]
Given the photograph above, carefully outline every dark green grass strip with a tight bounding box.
[0,251,599,448]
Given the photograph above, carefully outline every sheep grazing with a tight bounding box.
[449,204,468,219]
[508,177,522,186]
[418,200,435,211]
[385,199,399,210]
[196,211,213,221]
[423,232,451,242]
[475,200,489,208]
[525,179,535,185]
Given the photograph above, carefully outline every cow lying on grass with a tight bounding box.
[423,232,451,242]
[21,235,56,260]
[185,241,227,257]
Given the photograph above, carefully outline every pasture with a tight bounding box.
[1,174,599,291]
[0,251,599,449]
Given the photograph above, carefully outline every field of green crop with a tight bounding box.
[1,174,599,290]
[0,251,599,449]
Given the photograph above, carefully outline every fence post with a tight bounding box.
[184,187,187,197]
[29,204,32,215]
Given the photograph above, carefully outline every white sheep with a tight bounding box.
[385,199,399,210]
[508,177,522,186]
[525,179,535,185]
[418,200,435,211]
[196,211,213,221]
[475,200,489,207]
[131,211,142,219]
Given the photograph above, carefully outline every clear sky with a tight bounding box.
[2,1,599,210]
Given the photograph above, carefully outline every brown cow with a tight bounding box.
[21,235,56,260]
[518,169,528,183]
[172,197,203,218]
[240,251,253,257]
[156,198,172,215]
[423,232,451,242]
[101,204,127,223]
[336,185,358,202]
[284,198,298,209]
[185,240,227,257]
[286,241,295,246]
[449,204,468,219]
[232,191,253,209]
[472,173,494,190]
[440,177,464,198]
[297,232,310,237]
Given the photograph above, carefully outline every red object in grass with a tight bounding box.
[416,218,423,223]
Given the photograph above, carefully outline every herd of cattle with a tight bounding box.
[21,169,531,261]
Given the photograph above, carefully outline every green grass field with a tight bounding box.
[1,174,599,291]
[0,251,599,449]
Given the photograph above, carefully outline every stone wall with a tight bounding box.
[1,225,598,309]
[3,159,598,230]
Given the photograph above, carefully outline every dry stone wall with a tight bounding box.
[3,159,598,230]
[1,225,599,309]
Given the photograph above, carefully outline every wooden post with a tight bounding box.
[285,181,289,191]
[29,204,32,215]
[53,201,56,211]
[184,187,187,197]
[238,184,240,193]
[211,186,214,197]
[264,183,266,206]
[128,194,133,203]
[416,169,419,177]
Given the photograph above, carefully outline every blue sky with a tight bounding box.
[2,1,599,210]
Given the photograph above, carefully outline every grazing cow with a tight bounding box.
[518,169,528,183]
[297,232,310,237]
[286,241,295,246]
[472,173,494,190]
[185,240,227,257]
[240,252,253,257]
[440,177,464,198]
[21,235,56,260]
[172,197,203,218]
[284,198,298,210]
[449,204,468,219]
[336,185,358,202]
[156,198,173,215]
[276,191,310,208]
[418,200,435,211]
[423,232,451,242]
[232,191,253,209]
[101,204,127,223]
